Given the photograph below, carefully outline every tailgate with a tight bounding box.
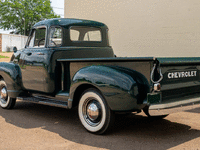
[157,57,200,102]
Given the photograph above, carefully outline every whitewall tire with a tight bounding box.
[78,88,114,134]
[0,80,16,109]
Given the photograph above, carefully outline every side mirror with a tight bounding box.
[13,47,17,53]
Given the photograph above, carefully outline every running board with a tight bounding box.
[17,96,69,108]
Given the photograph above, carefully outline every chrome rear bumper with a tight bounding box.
[148,95,200,116]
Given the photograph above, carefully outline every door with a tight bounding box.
[19,26,49,92]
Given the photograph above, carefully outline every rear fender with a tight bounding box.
[0,62,23,98]
[70,65,150,111]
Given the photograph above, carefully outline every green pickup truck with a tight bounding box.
[0,18,200,134]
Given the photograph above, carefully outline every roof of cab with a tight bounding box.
[33,18,107,28]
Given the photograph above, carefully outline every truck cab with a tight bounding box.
[11,18,114,95]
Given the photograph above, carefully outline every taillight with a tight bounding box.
[154,83,161,91]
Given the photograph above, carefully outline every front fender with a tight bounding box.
[0,62,23,98]
[71,65,150,111]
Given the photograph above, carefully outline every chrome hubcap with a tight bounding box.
[87,102,99,121]
[1,87,7,99]
[0,86,8,103]
[83,99,102,127]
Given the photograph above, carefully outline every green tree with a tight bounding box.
[0,0,60,36]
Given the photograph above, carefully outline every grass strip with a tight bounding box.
[0,55,9,58]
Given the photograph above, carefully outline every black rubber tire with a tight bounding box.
[0,80,16,109]
[143,107,168,120]
[78,88,115,134]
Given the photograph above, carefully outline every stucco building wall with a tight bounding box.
[64,0,200,57]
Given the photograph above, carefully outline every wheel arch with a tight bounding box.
[0,62,23,98]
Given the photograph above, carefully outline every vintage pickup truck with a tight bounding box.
[0,18,200,134]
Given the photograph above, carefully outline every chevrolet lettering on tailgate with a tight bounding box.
[168,71,197,79]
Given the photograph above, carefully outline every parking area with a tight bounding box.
[0,100,200,150]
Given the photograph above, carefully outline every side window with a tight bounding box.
[70,27,102,42]
[49,27,62,47]
[27,28,46,48]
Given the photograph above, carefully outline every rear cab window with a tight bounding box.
[70,26,102,42]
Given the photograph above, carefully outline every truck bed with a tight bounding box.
[58,57,200,113]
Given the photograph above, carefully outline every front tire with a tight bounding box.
[0,80,16,109]
[78,88,115,134]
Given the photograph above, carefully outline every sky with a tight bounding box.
[50,0,64,18]
[0,0,64,34]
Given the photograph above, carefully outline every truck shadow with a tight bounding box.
[1,101,200,150]
[185,106,200,113]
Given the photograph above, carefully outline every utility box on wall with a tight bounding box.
[64,0,200,57]
[0,33,28,52]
